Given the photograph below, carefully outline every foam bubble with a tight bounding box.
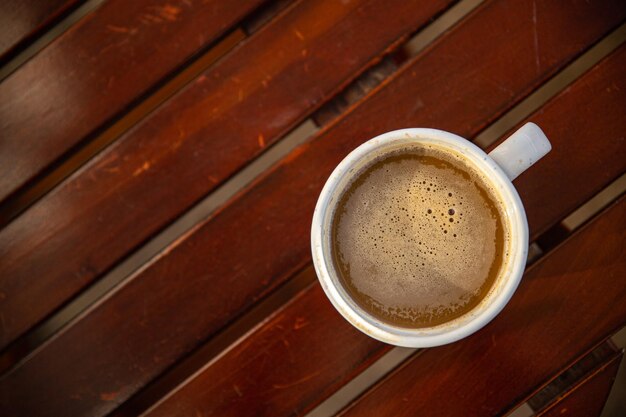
[332,147,508,327]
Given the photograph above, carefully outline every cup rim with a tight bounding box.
[310,128,529,347]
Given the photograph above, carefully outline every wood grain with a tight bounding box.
[527,341,619,411]
[337,196,626,415]
[536,351,622,417]
[0,0,267,203]
[1,1,623,416]
[0,0,83,61]
[0,0,458,351]
[143,28,626,417]
[143,271,385,417]
[489,56,626,238]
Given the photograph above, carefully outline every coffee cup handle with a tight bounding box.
[488,122,552,181]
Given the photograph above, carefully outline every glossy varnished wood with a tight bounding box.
[337,196,626,416]
[2,1,623,416]
[527,341,619,411]
[0,0,458,351]
[145,271,385,417]
[140,47,626,416]
[536,351,622,417]
[0,0,267,203]
[0,0,83,61]
[491,57,626,238]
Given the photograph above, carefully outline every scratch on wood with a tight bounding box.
[294,29,305,41]
[272,371,320,389]
[301,49,308,57]
[106,25,137,35]
[233,384,243,397]
[158,5,182,21]
[293,316,309,330]
[532,0,540,71]
[258,134,265,147]
[141,13,163,24]
[133,161,151,176]
[100,391,119,401]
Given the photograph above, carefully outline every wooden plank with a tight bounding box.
[0,0,268,203]
[142,32,626,417]
[1,2,623,417]
[0,0,459,351]
[527,341,619,411]
[143,272,385,417]
[490,60,626,238]
[0,0,83,62]
[336,197,626,416]
[536,351,622,417]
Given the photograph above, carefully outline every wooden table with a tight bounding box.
[1,0,625,416]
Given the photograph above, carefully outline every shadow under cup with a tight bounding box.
[311,129,528,348]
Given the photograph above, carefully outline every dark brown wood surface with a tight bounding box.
[536,351,622,417]
[1,2,624,416]
[0,0,267,203]
[0,0,458,351]
[527,341,619,411]
[337,196,626,416]
[145,273,383,417]
[0,0,83,61]
[140,47,626,417]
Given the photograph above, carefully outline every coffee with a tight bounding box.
[331,145,509,328]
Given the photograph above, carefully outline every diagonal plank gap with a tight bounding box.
[503,344,623,417]
[304,347,418,417]
[526,340,620,413]
[312,55,401,127]
[0,0,104,79]
[112,264,318,417]
[0,0,273,213]
[474,23,626,149]
[0,0,463,357]
[0,28,246,228]
[531,175,625,265]
[242,0,296,35]
[323,199,623,417]
[535,351,623,417]
[525,242,544,266]
[336,195,626,417]
[603,327,626,417]
[562,173,626,231]
[312,0,484,126]
[0,118,318,375]
[0,0,86,66]
[2,1,620,414]
[134,37,626,417]
[402,0,483,57]
[327,46,624,415]
[507,403,535,417]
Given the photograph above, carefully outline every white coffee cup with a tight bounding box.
[311,123,551,347]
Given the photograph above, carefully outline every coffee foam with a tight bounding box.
[333,146,508,325]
